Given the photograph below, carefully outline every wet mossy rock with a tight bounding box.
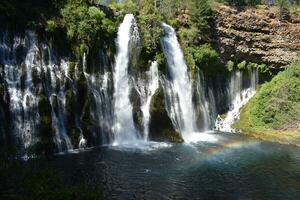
[38,94,55,156]
[149,87,183,143]
[80,96,94,146]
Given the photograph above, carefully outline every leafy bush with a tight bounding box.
[242,61,300,130]
[61,1,116,55]
[45,20,58,33]
[237,60,248,70]
[138,0,164,55]
[226,60,235,71]
[187,44,220,73]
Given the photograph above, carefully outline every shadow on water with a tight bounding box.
[1,132,300,200]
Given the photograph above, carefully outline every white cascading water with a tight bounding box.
[0,31,73,151]
[139,61,159,141]
[215,69,258,132]
[2,32,39,148]
[160,23,197,141]
[194,71,217,131]
[83,51,114,144]
[112,14,140,145]
[43,48,73,151]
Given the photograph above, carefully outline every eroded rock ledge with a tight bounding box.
[214,5,300,68]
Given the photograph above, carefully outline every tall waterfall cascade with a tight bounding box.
[160,23,198,142]
[215,69,259,132]
[112,14,140,145]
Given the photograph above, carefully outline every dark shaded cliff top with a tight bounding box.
[214,5,300,68]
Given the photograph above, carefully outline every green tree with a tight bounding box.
[61,0,116,55]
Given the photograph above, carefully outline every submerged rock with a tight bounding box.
[149,87,183,143]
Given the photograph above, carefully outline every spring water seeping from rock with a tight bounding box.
[215,68,259,132]
[83,51,114,145]
[194,71,218,131]
[0,31,73,152]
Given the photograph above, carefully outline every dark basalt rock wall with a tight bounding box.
[214,5,300,68]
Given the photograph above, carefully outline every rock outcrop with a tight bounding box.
[149,87,183,143]
[214,5,300,68]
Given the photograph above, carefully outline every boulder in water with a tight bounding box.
[149,88,183,143]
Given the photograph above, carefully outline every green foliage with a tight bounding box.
[67,62,76,80]
[61,2,113,55]
[0,0,66,29]
[136,0,214,65]
[188,44,219,65]
[173,0,214,73]
[138,0,164,57]
[45,20,58,33]
[187,44,221,74]
[226,60,235,71]
[237,60,248,70]
[109,0,138,15]
[241,61,300,130]
[247,62,269,73]
[192,0,214,42]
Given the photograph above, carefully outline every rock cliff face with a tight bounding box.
[214,6,300,68]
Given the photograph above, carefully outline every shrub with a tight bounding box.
[226,60,235,71]
[61,1,116,56]
[187,44,221,74]
[248,61,300,129]
[237,60,248,70]
[45,20,58,33]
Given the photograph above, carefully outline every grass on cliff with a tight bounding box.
[235,61,300,145]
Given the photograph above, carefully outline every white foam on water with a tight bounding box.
[185,132,219,144]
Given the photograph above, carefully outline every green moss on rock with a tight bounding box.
[80,97,93,146]
[38,94,54,157]
[149,87,183,143]
[67,61,76,80]
[65,88,80,147]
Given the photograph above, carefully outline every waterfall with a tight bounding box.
[139,61,159,141]
[2,31,39,149]
[160,23,196,141]
[112,14,140,145]
[194,71,217,131]
[0,31,73,151]
[46,55,73,151]
[215,68,259,132]
[84,51,114,145]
